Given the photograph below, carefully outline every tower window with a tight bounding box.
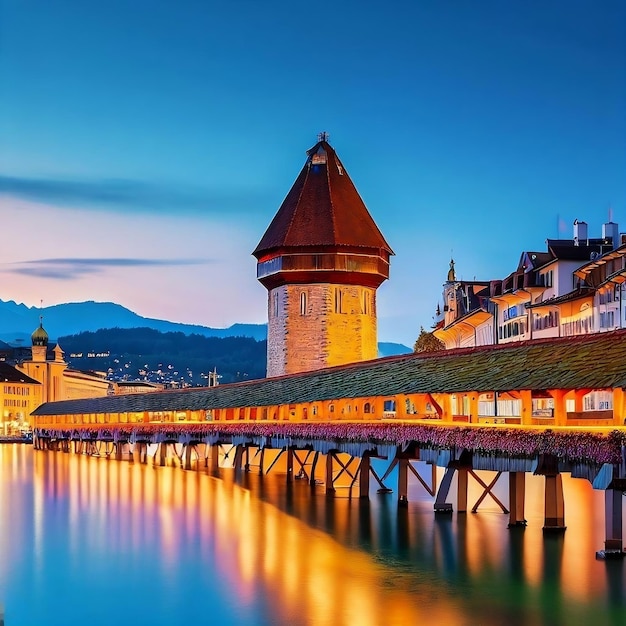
[362,290,370,315]
[272,292,279,318]
[335,288,344,314]
[300,291,307,315]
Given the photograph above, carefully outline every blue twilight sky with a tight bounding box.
[0,0,624,345]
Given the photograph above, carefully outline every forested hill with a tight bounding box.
[58,327,267,385]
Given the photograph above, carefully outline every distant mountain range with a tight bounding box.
[0,299,411,356]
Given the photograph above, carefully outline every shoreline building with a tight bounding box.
[434,220,626,349]
[253,136,393,377]
[2,318,168,432]
[0,361,40,435]
[16,318,112,404]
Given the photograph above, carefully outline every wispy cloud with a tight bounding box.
[5,257,211,280]
[0,175,272,215]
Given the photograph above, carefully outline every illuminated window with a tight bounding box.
[384,399,396,412]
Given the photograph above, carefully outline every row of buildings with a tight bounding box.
[1,320,162,436]
[434,219,626,349]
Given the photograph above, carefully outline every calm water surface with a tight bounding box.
[0,445,625,625]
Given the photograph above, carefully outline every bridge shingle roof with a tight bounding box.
[32,330,626,417]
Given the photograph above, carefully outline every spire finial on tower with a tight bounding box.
[447,258,456,282]
[318,131,330,143]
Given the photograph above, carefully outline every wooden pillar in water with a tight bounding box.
[286,448,294,483]
[543,473,566,532]
[210,444,220,472]
[457,467,468,513]
[600,488,624,555]
[398,457,408,506]
[508,472,527,527]
[325,452,335,495]
[359,453,371,499]
[434,467,455,513]
[310,451,319,487]
[233,445,244,472]
[158,443,168,467]
[184,445,193,470]
[258,447,265,475]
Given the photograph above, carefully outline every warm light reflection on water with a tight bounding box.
[0,445,624,625]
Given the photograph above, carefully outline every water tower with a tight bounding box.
[253,135,393,377]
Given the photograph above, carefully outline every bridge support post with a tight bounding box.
[211,444,220,472]
[398,457,409,506]
[596,488,625,558]
[233,445,244,472]
[457,468,468,513]
[310,451,319,487]
[184,445,193,470]
[286,448,294,483]
[434,467,455,513]
[325,453,335,495]
[258,448,265,475]
[508,472,527,527]
[359,453,371,499]
[244,446,250,472]
[158,443,168,467]
[543,473,566,532]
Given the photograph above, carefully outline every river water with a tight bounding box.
[0,445,624,625]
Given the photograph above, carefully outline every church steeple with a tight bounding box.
[31,316,49,362]
[447,259,456,282]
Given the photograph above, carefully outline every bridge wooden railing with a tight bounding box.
[33,421,626,467]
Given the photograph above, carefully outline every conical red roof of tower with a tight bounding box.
[253,140,394,258]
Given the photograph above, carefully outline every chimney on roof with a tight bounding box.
[573,219,588,246]
[602,221,619,250]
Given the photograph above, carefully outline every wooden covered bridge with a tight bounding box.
[31,330,626,557]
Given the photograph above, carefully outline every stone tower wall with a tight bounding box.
[266,283,378,377]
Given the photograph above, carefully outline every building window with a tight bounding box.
[541,270,553,288]
[600,311,615,328]
[300,291,307,315]
[363,402,371,414]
